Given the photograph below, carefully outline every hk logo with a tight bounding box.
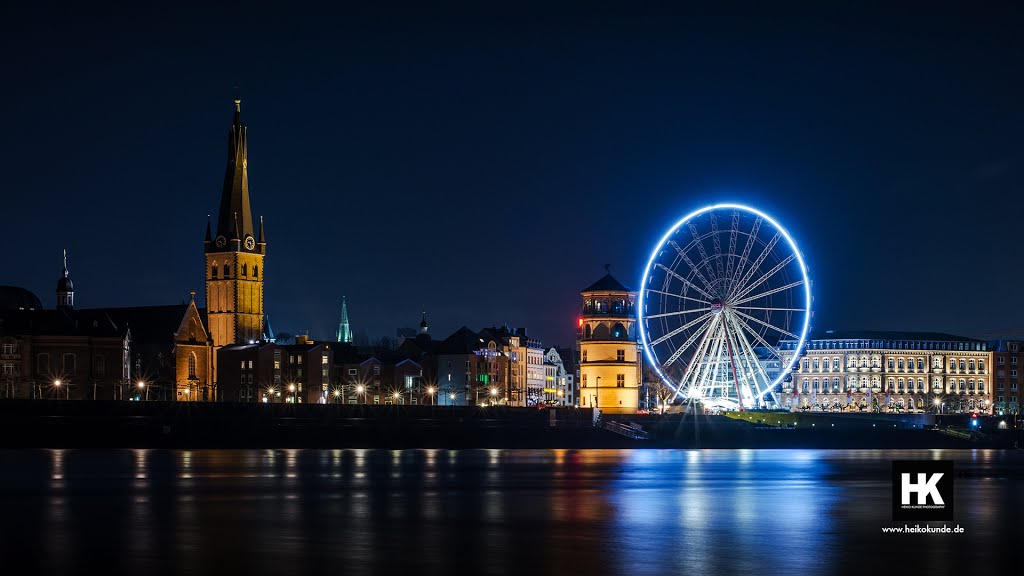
[892,461,954,521]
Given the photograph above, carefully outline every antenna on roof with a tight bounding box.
[603,263,611,273]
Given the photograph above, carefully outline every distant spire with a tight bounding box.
[337,297,352,343]
[258,215,265,244]
[189,290,196,302]
[419,310,428,335]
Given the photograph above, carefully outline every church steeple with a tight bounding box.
[56,249,74,310]
[211,98,255,252]
[337,297,353,343]
[419,310,428,335]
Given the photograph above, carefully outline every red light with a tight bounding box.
[577,318,583,327]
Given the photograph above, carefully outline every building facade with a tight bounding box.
[578,274,640,415]
[779,331,992,414]
[990,339,1023,418]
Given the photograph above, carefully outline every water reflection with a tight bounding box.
[0,449,1019,576]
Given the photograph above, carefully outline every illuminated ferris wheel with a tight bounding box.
[638,204,811,410]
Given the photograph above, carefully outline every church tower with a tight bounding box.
[205,99,266,356]
[577,273,640,415]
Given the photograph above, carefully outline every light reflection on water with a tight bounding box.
[0,449,1020,576]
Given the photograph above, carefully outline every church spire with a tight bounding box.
[337,297,353,343]
[213,98,254,249]
[419,310,428,335]
[337,295,354,340]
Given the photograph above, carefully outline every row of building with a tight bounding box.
[2,99,1018,417]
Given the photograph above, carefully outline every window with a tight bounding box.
[241,263,247,277]
[248,360,253,369]
[813,378,819,391]
[253,266,258,278]
[833,358,840,371]
[933,357,942,368]
[802,360,809,371]
[94,355,105,377]
[37,353,48,374]
[241,360,247,369]
[1,343,15,354]
[969,359,975,371]
[62,353,76,374]
[959,359,966,371]
[979,359,985,371]
[211,263,218,279]
[1013,357,1018,365]
[888,358,894,370]
[917,358,924,370]
[348,368,357,376]
[897,378,904,390]
[1012,370,1018,378]
[813,358,820,371]
[949,359,956,370]
[616,374,625,388]
[898,358,904,370]
[322,355,328,365]
[581,374,587,387]
[582,350,587,362]
[188,353,197,379]
[374,366,380,376]
[1,364,15,375]
[223,264,230,277]
[802,378,809,392]
[616,350,625,362]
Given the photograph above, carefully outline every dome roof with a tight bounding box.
[0,285,43,311]
[57,275,74,293]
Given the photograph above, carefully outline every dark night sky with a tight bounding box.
[3,1,1023,348]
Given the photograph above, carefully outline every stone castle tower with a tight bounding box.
[204,99,266,373]
[578,273,640,415]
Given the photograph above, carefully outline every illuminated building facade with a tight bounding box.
[779,331,992,414]
[578,274,640,415]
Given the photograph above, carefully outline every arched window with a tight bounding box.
[592,324,609,340]
[848,376,857,389]
[898,358,904,370]
[949,358,956,370]
[813,378,819,391]
[802,378,809,392]
[959,359,966,371]
[888,378,895,390]
[969,359,975,371]
[241,263,247,277]
[253,265,258,279]
[223,264,230,277]
[917,358,924,370]
[979,359,985,372]
[833,358,840,371]
[611,323,627,340]
[584,325,592,339]
[211,262,218,279]
[188,353,197,379]
[888,358,894,370]
[897,378,904,391]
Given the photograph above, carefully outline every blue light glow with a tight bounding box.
[637,202,812,400]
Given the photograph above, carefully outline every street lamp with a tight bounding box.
[54,379,68,399]
[356,384,365,404]
[137,381,149,401]
[426,386,435,405]
[393,391,401,404]
[333,388,341,403]
[288,383,296,403]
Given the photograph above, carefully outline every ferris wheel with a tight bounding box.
[638,204,811,410]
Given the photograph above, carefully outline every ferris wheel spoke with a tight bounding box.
[645,307,712,319]
[654,263,717,301]
[710,213,726,285]
[724,211,739,287]
[687,223,720,288]
[731,232,781,299]
[727,216,762,296]
[668,241,716,295]
[733,306,805,312]
[648,311,714,347]
[729,253,796,303]
[729,312,783,354]
[728,313,777,396]
[732,309,798,340]
[732,279,806,307]
[671,319,720,401]
[663,315,718,367]
[644,289,710,306]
